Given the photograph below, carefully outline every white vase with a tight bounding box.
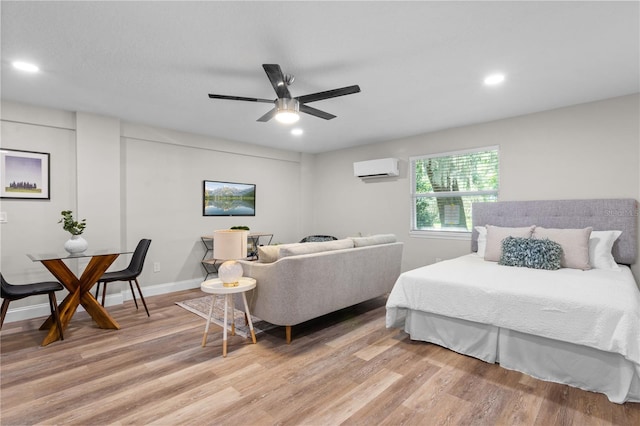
[64,235,88,254]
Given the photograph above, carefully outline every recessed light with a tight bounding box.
[291,128,303,136]
[12,61,39,73]
[484,73,505,86]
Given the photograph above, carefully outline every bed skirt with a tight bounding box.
[403,309,640,404]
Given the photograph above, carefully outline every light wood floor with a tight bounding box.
[1,288,638,426]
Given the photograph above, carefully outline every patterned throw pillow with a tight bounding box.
[499,237,563,270]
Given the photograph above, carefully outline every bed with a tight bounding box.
[386,199,640,403]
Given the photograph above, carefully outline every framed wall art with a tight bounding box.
[0,148,50,200]
[203,180,255,216]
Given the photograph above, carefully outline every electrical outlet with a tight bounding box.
[153,262,160,272]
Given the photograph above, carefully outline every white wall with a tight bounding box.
[312,94,640,279]
[0,101,307,320]
[1,94,638,321]
[120,123,304,289]
[1,105,77,315]
[76,112,123,253]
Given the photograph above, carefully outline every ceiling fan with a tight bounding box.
[208,64,361,124]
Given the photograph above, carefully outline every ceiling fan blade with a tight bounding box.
[296,85,361,104]
[262,64,292,99]
[208,94,274,104]
[257,107,277,122]
[299,104,336,120]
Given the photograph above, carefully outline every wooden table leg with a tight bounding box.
[80,291,120,329]
[38,254,120,346]
[39,287,80,340]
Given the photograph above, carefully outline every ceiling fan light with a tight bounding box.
[275,111,300,124]
[275,98,300,124]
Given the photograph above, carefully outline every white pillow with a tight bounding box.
[475,226,487,257]
[589,230,622,270]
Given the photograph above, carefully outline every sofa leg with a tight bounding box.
[286,325,292,344]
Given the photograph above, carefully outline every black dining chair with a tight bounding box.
[94,239,152,317]
[1,273,64,340]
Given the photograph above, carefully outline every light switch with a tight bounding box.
[0,212,6,223]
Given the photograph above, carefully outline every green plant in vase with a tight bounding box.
[59,210,87,235]
[59,210,88,254]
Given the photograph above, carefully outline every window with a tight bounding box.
[410,146,499,236]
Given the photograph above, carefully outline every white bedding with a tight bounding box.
[386,254,640,371]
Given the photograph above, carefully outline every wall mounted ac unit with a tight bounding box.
[353,158,399,179]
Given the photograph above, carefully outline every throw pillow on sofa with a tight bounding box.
[258,239,355,263]
[278,239,354,258]
[350,234,397,247]
[257,245,282,263]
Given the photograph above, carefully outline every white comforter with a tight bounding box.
[386,254,640,367]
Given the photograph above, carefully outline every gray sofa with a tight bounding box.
[238,234,403,343]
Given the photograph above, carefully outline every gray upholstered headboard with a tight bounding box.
[471,199,638,265]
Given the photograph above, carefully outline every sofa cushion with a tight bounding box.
[257,245,282,263]
[350,234,397,247]
[278,239,354,259]
[257,241,307,263]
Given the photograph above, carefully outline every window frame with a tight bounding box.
[409,145,500,239]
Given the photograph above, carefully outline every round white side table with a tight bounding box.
[200,277,257,357]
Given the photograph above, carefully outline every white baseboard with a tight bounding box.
[2,278,203,324]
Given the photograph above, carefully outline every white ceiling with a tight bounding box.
[2,1,638,154]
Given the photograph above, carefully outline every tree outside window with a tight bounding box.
[411,147,499,233]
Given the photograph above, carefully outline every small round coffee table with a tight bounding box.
[200,277,257,357]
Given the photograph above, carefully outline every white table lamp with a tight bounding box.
[213,229,248,287]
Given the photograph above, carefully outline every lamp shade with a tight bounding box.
[213,230,248,286]
[213,230,248,260]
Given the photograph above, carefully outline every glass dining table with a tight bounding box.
[27,248,132,346]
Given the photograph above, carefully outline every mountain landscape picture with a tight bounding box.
[203,180,255,216]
